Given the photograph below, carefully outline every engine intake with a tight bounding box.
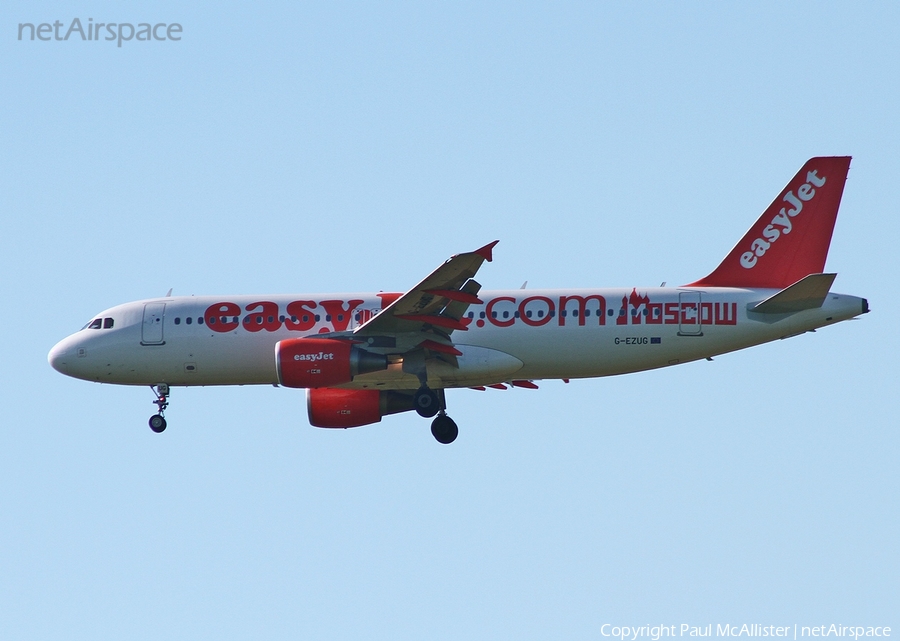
[276,338,388,388]
[307,388,415,428]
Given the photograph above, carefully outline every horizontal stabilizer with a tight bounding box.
[750,273,836,314]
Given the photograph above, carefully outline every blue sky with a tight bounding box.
[1,2,897,639]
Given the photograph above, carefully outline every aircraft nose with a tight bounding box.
[48,339,71,375]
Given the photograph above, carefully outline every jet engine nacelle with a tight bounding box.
[307,388,415,428]
[276,338,388,388]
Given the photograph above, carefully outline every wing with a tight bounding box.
[354,240,498,340]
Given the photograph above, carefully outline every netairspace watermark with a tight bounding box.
[600,625,892,641]
[17,18,181,47]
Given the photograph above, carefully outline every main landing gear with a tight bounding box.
[149,383,169,433]
[413,386,440,418]
[431,413,458,445]
[415,386,458,444]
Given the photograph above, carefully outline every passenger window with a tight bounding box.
[198,317,204,325]
[174,318,181,325]
[89,319,102,329]
[561,311,567,317]
[325,315,331,322]
[480,312,486,319]
[584,310,591,317]
[503,311,509,319]
[186,317,192,325]
[315,315,321,322]
[537,310,543,318]
[526,310,532,318]
[103,317,114,328]
[337,314,343,322]
[608,309,614,316]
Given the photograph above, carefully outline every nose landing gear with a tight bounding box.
[149,384,169,433]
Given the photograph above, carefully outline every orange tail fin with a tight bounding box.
[689,156,851,289]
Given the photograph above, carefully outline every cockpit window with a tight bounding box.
[103,318,114,329]
[88,319,102,329]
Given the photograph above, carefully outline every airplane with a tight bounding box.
[48,156,868,444]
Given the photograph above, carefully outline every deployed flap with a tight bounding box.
[355,241,498,336]
[751,273,836,314]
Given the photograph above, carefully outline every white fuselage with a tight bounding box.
[48,286,867,390]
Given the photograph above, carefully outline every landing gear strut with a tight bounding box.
[149,383,169,433]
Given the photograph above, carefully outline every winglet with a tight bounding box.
[475,240,499,262]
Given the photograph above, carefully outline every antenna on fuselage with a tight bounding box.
[165,288,173,297]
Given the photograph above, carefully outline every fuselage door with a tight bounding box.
[142,303,166,345]
[678,291,702,336]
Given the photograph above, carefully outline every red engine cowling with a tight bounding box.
[307,388,415,428]
[276,338,388,388]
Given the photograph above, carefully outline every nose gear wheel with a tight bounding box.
[149,414,167,433]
